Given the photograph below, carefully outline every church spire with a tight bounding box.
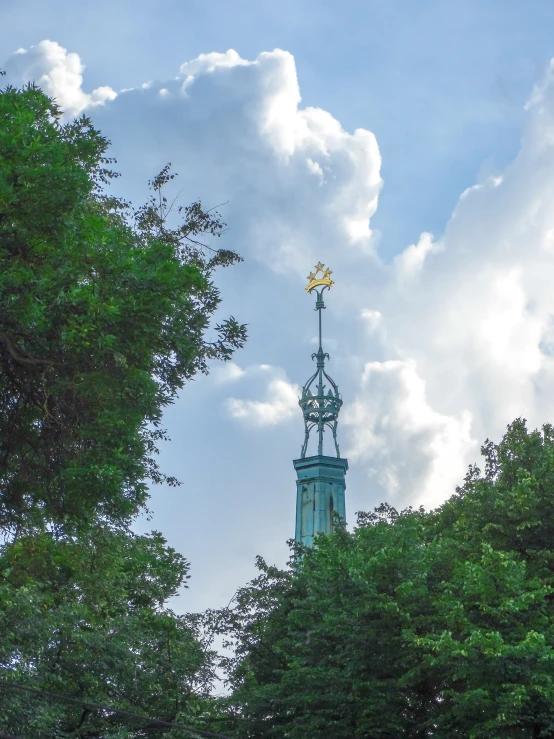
[299,263,343,458]
[293,263,348,548]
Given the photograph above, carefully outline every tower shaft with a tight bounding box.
[294,455,347,547]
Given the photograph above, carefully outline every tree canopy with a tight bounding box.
[0,81,246,538]
[0,528,217,736]
[0,80,245,738]
[215,419,554,738]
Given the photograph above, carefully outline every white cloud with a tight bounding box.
[3,40,116,117]
[392,231,438,284]
[3,42,382,275]
[344,360,475,509]
[212,362,245,384]
[226,373,300,427]
[179,49,250,88]
[306,157,324,184]
[360,309,382,333]
[342,55,554,507]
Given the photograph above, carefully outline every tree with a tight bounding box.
[0,80,246,737]
[0,81,246,538]
[0,528,217,737]
[216,420,554,738]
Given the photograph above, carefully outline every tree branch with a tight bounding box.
[0,333,57,366]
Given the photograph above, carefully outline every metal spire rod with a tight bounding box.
[298,263,343,459]
[319,302,322,350]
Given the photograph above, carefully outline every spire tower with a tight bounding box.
[293,264,348,547]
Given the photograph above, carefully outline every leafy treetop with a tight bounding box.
[212,419,554,739]
[0,82,246,538]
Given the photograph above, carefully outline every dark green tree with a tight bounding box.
[216,420,554,738]
[0,81,246,538]
[0,80,246,737]
[0,528,216,737]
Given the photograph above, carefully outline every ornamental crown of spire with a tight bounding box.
[306,262,335,293]
[298,263,343,459]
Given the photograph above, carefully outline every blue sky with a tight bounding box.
[4,0,554,612]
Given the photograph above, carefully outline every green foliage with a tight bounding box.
[216,420,554,738]
[0,82,246,537]
[0,529,214,737]
[0,81,246,736]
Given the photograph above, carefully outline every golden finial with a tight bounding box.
[306,262,335,293]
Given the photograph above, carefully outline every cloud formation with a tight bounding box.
[225,365,300,427]
[6,39,554,519]
[227,378,299,426]
[341,58,554,508]
[344,360,475,509]
[3,40,116,117]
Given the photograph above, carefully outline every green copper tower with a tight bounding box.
[294,263,348,547]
